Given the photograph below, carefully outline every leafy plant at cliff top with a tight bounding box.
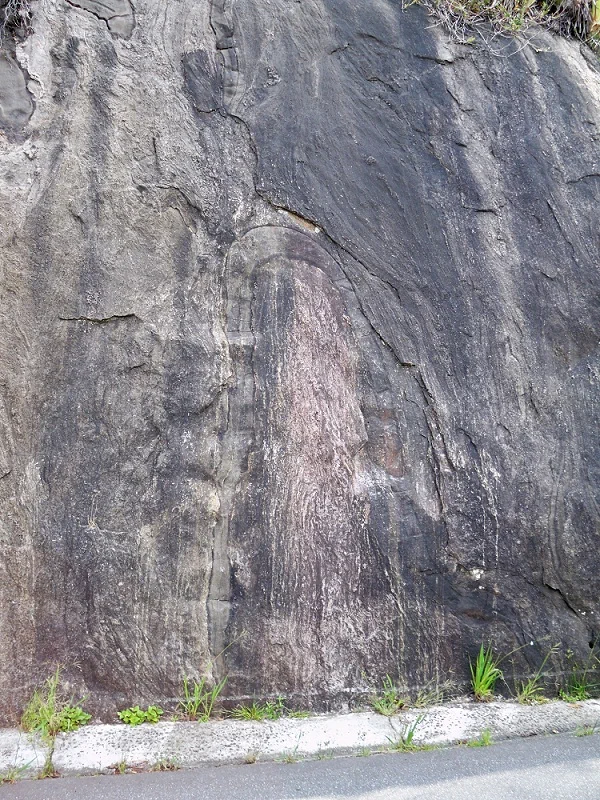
[21,667,91,743]
[118,705,164,726]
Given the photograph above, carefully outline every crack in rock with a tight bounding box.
[65,0,135,37]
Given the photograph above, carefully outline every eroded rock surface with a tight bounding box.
[0,52,33,130]
[66,0,135,38]
[0,0,598,719]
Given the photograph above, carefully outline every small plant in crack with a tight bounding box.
[0,762,30,784]
[388,715,434,752]
[151,758,180,772]
[39,754,59,780]
[413,680,455,708]
[575,722,598,737]
[371,675,408,716]
[467,728,493,747]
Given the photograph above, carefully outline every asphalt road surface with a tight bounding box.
[4,732,599,800]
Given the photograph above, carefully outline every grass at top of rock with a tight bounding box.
[419,0,600,45]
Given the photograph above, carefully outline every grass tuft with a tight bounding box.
[21,668,91,743]
[230,697,286,721]
[559,642,600,702]
[515,644,559,704]
[470,644,503,702]
[467,728,493,747]
[419,0,600,46]
[413,680,455,708]
[371,675,408,716]
[575,720,597,736]
[177,676,227,722]
[38,755,59,780]
[0,763,30,784]
[387,715,435,752]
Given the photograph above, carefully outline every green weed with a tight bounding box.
[0,762,29,784]
[560,686,590,702]
[467,729,493,747]
[145,705,163,723]
[38,755,58,779]
[177,676,227,722]
[316,749,334,760]
[230,697,286,721]
[118,705,164,726]
[470,645,503,701]
[21,668,91,743]
[516,645,558,704]
[117,706,146,726]
[575,723,597,737]
[559,643,600,702]
[516,679,550,704]
[371,675,407,716]
[388,715,434,752]
[413,680,454,708]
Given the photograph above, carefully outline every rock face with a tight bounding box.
[0,0,599,720]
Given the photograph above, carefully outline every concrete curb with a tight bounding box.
[0,730,47,779]
[2,699,599,778]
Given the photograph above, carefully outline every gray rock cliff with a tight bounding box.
[0,0,599,719]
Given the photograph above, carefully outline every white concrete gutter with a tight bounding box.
[2,699,599,780]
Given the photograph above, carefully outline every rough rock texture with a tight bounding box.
[0,0,599,720]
